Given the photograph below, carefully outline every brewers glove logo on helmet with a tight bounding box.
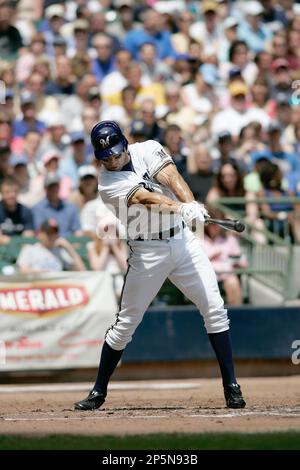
[99,136,111,148]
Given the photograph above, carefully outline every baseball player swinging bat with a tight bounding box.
[74,120,246,412]
[205,217,245,233]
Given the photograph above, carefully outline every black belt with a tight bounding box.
[134,222,185,241]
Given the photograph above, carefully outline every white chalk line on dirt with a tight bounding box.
[0,382,199,394]
[3,409,300,422]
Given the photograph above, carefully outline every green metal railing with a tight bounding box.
[209,197,300,301]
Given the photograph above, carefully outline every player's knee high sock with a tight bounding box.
[93,341,124,396]
[208,330,236,386]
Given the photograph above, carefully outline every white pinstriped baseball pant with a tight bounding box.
[105,227,229,351]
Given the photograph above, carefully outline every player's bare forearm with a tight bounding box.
[128,187,181,214]
[155,163,194,203]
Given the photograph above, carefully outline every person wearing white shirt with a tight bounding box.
[211,80,271,139]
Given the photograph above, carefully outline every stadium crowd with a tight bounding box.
[1,0,300,303]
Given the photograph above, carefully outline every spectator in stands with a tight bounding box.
[271,31,289,62]
[189,1,222,58]
[258,161,300,242]
[237,1,273,54]
[0,1,23,61]
[0,141,12,184]
[0,176,34,243]
[70,51,91,81]
[211,131,240,173]
[52,36,68,60]
[32,173,82,237]
[138,42,172,83]
[104,61,166,108]
[15,32,47,83]
[207,161,265,241]
[17,218,85,273]
[163,124,188,178]
[40,150,73,200]
[254,50,273,82]
[203,219,246,305]
[211,81,270,139]
[68,19,90,57]
[181,64,216,117]
[207,161,246,211]
[12,91,46,138]
[244,156,271,194]
[67,165,104,239]
[88,214,128,297]
[287,167,300,201]
[287,27,300,70]
[89,11,120,54]
[219,40,258,87]
[290,122,300,157]
[81,106,99,137]
[266,122,299,175]
[260,0,288,28]
[16,130,42,179]
[218,16,239,64]
[282,106,300,149]
[128,119,148,143]
[108,0,140,42]
[68,165,98,210]
[42,4,66,57]
[250,76,274,117]
[173,54,194,86]
[101,85,137,128]
[235,122,266,171]
[60,131,89,187]
[137,98,165,142]
[185,145,214,203]
[171,10,194,55]
[32,56,53,84]
[0,86,14,118]
[100,48,132,98]
[0,62,16,104]
[0,112,14,150]
[25,71,60,118]
[91,33,117,84]
[270,59,292,100]
[160,81,195,134]
[274,93,292,131]
[123,9,176,61]
[38,114,71,161]
[45,56,76,96]
[60,74,98,129]
[87,86,102,115]
[9,154,43,208]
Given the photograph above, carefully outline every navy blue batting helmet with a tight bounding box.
[91,121,128,160]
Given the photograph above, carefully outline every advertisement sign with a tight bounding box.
[0,272,117,370]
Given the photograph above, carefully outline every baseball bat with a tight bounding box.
[205,217,246,233]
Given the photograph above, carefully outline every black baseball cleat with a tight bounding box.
[74,390,105,411]
[224,383,246,409]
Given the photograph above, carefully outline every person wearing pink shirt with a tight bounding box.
[202,222,246,305]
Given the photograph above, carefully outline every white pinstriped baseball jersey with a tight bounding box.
[98,140,182,239]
